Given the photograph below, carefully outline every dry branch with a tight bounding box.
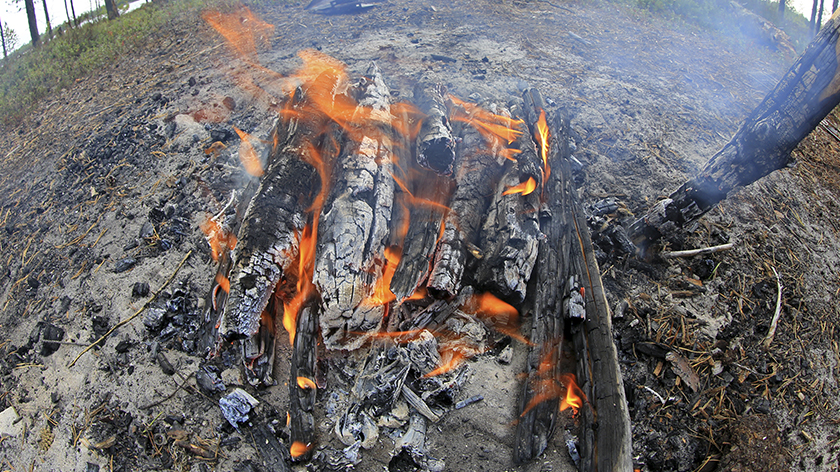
[631,13,840,250]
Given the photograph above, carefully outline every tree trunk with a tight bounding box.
[812,0,820,36]
[70,0,78,27]
[0,20,7,58]
[104,0,119,20]
[41,0,52,39]
[779,0,786,19]
[24,0,39,47]
[834,0,838,14]
[818,0,825,33]
[630,12,840,251]
[63,0,72,29]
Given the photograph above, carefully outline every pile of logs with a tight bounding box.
[199,52,632,470]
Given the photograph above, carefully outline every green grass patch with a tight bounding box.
[0,0,218,128]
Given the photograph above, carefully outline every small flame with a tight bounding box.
[461,292,529,344]
[559,373,585,412]
[503,177,537,196]
[520,373,586,416]
[535,109,550,183]
[282,224,318,345]
[215,273,230,294]
[296,376,317,389]
[232,127,264,177]
[424,347,468,377]
[199,217,237,262]
[290,441,312,458]
[360,247,401,307]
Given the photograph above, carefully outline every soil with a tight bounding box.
[0,0,838,471]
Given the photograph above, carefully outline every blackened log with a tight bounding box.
[200,114,289,358]
[414,84,456,175]
[630,13,840,251]
[474,109,541,304]
[514,90,573,463]
[290,299,318,461]
[389,169,455,302]
[315,63,395,349]
[570,195,633,472]
[426,104,507,297]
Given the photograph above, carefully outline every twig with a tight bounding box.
[763,267,784,348]
[139,372,195,410]
[660,242,734,258]
[68,250,193,367]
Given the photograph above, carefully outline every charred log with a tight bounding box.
[315,63,395,350]
[389,169,455,302]
[474,110,541,304]
[290,299,319,461]
[630,13,840,251]
[514,90,572,463]
[414,84,456,175]
[427,104,506,297]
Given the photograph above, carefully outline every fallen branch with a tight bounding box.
[68,250,193,367]
[660,242,734,258]
[763,267,783,348]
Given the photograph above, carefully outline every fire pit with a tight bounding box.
[3,1,840,471]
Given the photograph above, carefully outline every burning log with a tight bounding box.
[630,11,840,251]
[427,101,508,297]
[290,299,318,461]
[314,63,396,350]
[513,90,572,463]
[512,90,633,470]
[474,108,541,304]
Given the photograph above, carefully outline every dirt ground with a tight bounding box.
[0,0,838,471]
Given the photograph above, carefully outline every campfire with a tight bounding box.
[193,8,631,470]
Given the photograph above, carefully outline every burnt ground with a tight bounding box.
[0,0,839,471]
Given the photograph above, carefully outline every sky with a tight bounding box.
[0,0,831,53]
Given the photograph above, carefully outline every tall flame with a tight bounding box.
[535,109,550,183]
[202,7,274,63]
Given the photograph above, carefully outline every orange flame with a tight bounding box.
[520,373,586,416]
[232,127,264,177]
[215,273,230,293]
[390,102,426,142]
[282,223,317,345]
[503,177,537,196]
[449,95,524,145]
[296,376,317,389]
[361,247,401,307]
[535,109,550,183]
[199,217,237,262]
[202,7,274,63]
[424,347,468,377]
[559,373,585,412]
[461,292,530,345]
[290,441,312,458]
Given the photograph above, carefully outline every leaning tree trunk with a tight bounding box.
[630,9,840,251]
[0,20,7,58]
[24,0,38,47]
